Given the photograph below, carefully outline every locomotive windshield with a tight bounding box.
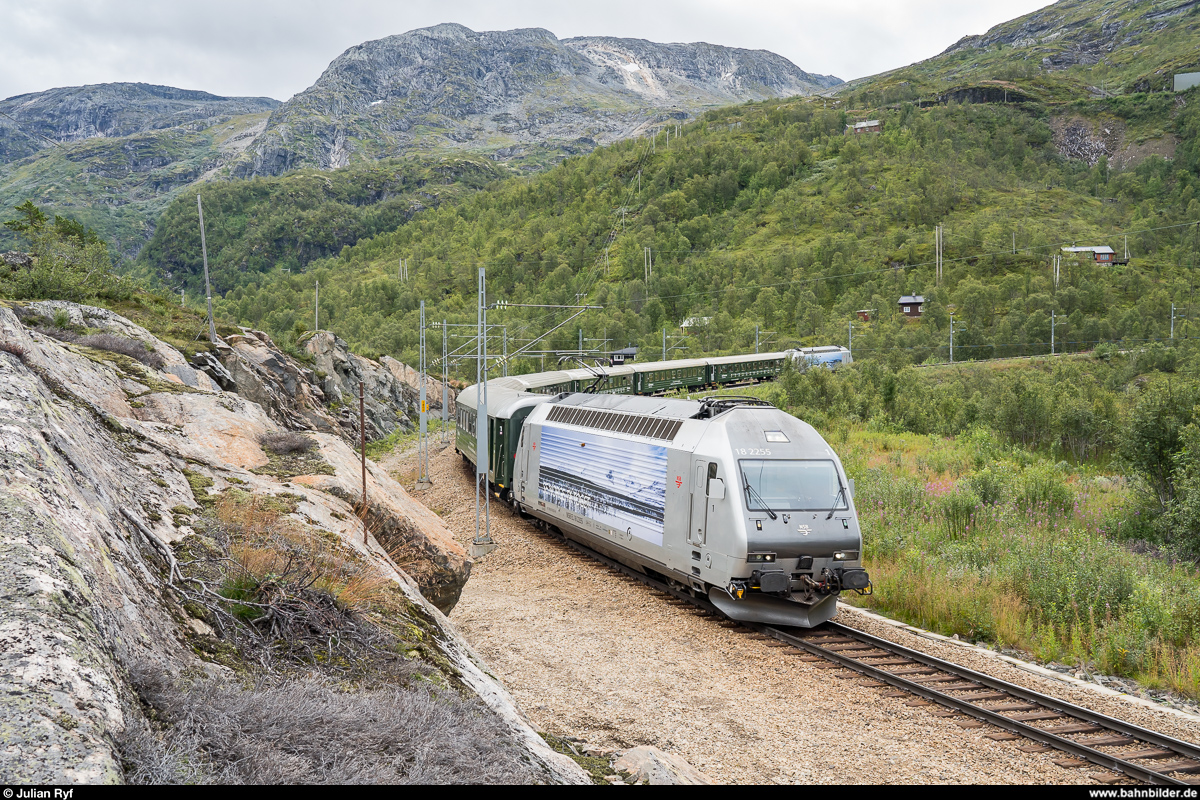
[739,460,848,512]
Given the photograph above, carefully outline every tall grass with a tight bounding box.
[844,425,1200,698]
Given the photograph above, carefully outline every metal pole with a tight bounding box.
[503,327,508,376]
[359,380,367,545]
[473,266,493,554]
[1051,311,1055,355]
[756,324,760,354]
[417,300,430,487]
[950,314,954,364]
[663,328,667,361]
[442,319,449,444]
[197,195,216,344]
[848,320,852,358]
[315,279,319,332]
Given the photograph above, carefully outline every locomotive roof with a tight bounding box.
[632,357,709,371]
[553,392,702,419]
[705,351,789,364]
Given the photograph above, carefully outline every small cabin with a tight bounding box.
[898,295,924,317]
[846,120,882,135]
[1062,245,1122,264]
[856,309,872,322]
[611,346,638,365]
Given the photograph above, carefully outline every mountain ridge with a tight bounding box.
[232,23,841,177]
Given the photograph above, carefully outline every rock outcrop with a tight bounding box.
[382,355,455,414]
[0,301,587,784]
[304,331,419,440]
[216,328,342,436]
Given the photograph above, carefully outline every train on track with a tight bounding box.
[454,348,869,627]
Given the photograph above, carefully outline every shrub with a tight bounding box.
[259,430,316,455]
[0,340,27,362]
[1015,462,1074,515]
[965,462,1017,505]
[118,667,543,785]
[74,333,166,371]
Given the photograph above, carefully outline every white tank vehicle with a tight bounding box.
[508,392,871,627]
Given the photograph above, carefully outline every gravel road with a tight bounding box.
[385,442,1199,785]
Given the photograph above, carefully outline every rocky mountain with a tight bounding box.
[0,84,279,257]
[233,23,841,177]
[0,83,278,165]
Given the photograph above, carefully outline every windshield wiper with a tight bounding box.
[743,482,778,520]
[825,484,847,520]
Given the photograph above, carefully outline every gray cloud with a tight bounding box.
[0,0,1052,101]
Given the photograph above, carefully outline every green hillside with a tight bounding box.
[133,154,511,295]
[204,83,1199,375]
[0,111,272,260]
[840,0,1200,105]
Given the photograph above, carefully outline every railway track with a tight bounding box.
[530,519,1200,786]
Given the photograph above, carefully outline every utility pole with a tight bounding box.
[442,319,449,444]
[503,327,508,377]
[416,300,431,488]
[359,380,367,545]
[949,314,956,363]
[848,320,853,358]
[663,327,667,361]
[1051,311,1055,355]
[472,266,494,557]
[197,195,216,344]
[315,279,319,332]
[935,224,943,286]
[756,324,760,354]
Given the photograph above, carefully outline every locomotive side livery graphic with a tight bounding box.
[537,425,668,546]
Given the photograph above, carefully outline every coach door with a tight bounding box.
[689,460,715,546]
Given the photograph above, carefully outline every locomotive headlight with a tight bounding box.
[833,551,860,561]
[747,552,776,563]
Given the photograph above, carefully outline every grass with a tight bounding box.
[365,417,450,460]
[833,421,1200,698]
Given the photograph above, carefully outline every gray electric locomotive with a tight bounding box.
[504,392,870,627]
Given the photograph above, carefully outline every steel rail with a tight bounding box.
[756,623,1192,786]
[531,521,1200,786]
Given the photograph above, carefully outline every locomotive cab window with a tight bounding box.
[739,460,847,512]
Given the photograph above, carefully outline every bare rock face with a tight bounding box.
[0,302,585,785]
[218,328,341,437]
[291,438,470,613]
[235,23,841,177]
[381,355,456,414]
[305,331,417,441]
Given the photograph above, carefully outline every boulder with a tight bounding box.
[613,746,713,785]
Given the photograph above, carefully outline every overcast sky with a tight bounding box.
[1,0,1053,102]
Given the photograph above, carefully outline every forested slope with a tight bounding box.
[205,86,1200,373]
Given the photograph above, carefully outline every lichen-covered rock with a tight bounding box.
[0,303,586,785]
